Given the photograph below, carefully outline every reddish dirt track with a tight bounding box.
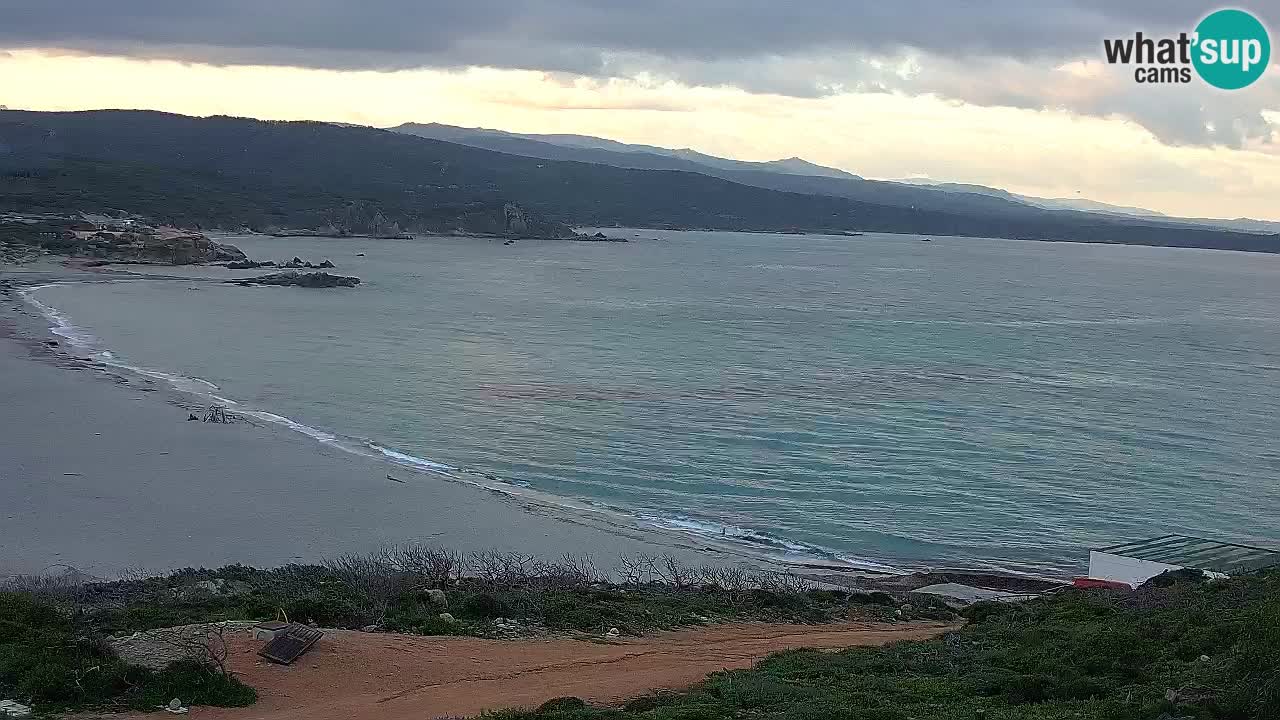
[182,621,956,719]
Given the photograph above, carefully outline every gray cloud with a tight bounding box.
[1,1,1277,148]
[0,1,1244,70]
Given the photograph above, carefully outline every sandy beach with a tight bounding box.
[0,262,719,579]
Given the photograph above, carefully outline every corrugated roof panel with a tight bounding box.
[1095,535,1280,574]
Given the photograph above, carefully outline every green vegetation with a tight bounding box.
[11,548,1275,719]
[491,570,1280,720]
[1,547,950,713]
[0,592,255,714]
[3,549,948,641]
[2,109,1277,251]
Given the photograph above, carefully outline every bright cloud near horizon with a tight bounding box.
[2,1,1279,221]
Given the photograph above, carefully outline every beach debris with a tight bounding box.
[258,623,324,665]
[164,698,188,714]
[605,627,620,639]
[0,699,33,718]
[387,474,407,484]
[202,405,233,424]
[187,413,199,421]
[360,624,379,633]
[438,613,456,624]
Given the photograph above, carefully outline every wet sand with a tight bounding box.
[0,263,720,579]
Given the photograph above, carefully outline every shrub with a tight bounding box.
[0,592,254,713]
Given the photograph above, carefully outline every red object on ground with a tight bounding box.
[1072,577,1133,590]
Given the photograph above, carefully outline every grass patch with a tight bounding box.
[0,592,255,714]
[6,549,949,642]
[486,570,1280,720]
[0,547,952,714]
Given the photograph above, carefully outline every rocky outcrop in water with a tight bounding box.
[226,259,274,269]
[573,232,628,242]
[226,257,335,270]
[280,257,336,269]
[231,271,360,288]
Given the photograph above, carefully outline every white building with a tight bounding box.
[1088,534,1279,587]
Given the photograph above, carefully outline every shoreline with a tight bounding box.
[0,261,748,580]
[1,261,928,580]
[0,256,1072,587]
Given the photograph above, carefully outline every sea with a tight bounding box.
[23,230,1280,577]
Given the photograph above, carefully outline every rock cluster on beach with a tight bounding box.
[230,271,360,288]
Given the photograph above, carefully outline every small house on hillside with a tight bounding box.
[1088,534,1280,587]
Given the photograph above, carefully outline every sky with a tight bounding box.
[1,1,1278,220]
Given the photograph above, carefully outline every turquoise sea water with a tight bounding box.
[28,231,1280,576]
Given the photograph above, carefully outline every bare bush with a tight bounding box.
[653,555,697,588]
[114,566,155,583]
[463,550,538,588]
[323,551,412,624]
[755,570,819,594]
[526,553,603,590]
[383,543,461,588]
[1,566,99,602]
[617,553,660,585]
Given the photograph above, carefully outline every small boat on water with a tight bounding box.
[921,237,932,242]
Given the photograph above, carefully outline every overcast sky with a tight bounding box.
[2,1,1278,219]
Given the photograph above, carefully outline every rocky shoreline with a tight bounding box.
[1,212,247,266]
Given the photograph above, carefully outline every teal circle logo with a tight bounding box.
[1192,9,1271,89]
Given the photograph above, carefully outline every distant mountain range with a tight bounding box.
[396,123,863,180]
[896,179,1280,234]
[395,122,1280,236]
[0,109,1276,253]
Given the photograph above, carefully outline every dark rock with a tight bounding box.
[44,340,58,346]
[229,271,360,288]
[317,259,335,268]
[226,259,274,269]
[209,240,248,262]
[571,232,628,242]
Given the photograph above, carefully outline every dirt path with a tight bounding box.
[188,621,956,719]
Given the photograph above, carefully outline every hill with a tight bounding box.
[392,122,1280,247]
[1,109,1277,252]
